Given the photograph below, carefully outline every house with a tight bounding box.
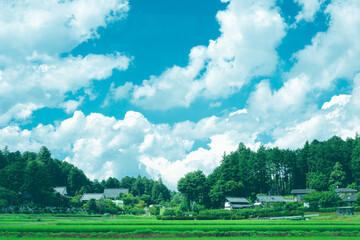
[336,206,354,216]
[224,197,251,210]
[103,188,129,199]
[290,189,315,202]
[54,186,68,196]
[342,192,359,203]
[80,193,105,202]
[335,188,358,198]
[256,195,286,206]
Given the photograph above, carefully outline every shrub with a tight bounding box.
[162,209,176,216]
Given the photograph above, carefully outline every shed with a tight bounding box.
[225,197,251,210]
[336,206,354,216]
[290,189,315,202]
[103,188,129,199]
[80,193,105,202]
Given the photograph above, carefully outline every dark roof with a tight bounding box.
[80,193,105,201]
[342,193,359,202]
[225,197,249,204]
[256,195,286,203]
[103,188,129,199]
[290,189,315,194]
[335,188,358,194]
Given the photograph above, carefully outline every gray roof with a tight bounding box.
[103,188,129,199]
[225,197,249,204]
[54,187,67,195]
[81,193,105,201]
[335,188,358,194]
[256,195,286,203]
[290,189,315,194]
[231,204,252,208]
[342,193,359,202]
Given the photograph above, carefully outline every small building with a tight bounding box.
[80,193,105,202]
[335,188,358,198]
[224,197,251,210]
[103,188,129,199]
[54,186,68,196]
[336,206,354,216]
[290,189,315,202]
[256,195,286,206]
[342,193,359,203]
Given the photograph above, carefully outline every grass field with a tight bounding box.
[0,213,359,239]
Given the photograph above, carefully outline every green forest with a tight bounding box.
[178,135,360,208]
[1,135,360,211]
[0,146,170,209]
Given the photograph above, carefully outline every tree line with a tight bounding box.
[0,146,170,207]
[178,136,360,209]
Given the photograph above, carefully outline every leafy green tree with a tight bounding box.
[329,162,346,188]
[22,160,53,204]
[178,170,209,208]
[102,177,121,188]
[0,187,18,206]
[350,141,360,185]
[307,172,328,191]
[133,176,145,196]
[208,181,225,208]
[67,168,89,195]
[96,199,117,214]
[318,191,342,208]
[85,199,98,214]
[69,195,82,208]
[140,194,151,206]
[303,191,322,210]
[0,150,7,170]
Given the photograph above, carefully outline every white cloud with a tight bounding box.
[130,0,286,110]
[60,98,84,114]
[294,0,324,22]
[0,0,130,126]
[290,0,360,90]
[0,108,259,189]
[321,94,351,110]
[0,0,129,57]
[103,82,134,107]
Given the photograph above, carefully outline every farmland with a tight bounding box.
[0,213,360,239]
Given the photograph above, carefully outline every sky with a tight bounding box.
[1,0,360,189]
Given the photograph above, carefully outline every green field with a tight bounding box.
[0,213,359,239]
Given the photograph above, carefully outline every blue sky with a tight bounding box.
[1,0,360,188]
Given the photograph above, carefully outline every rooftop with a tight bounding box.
[256,195,286,203]
[290,189,315,194]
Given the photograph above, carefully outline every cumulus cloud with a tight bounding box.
[130,0,286,110]
[290,0,360,90]
[0,0,130,126]
[0,108,260,189]
[294,0,324,22]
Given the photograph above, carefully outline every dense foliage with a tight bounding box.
[178,136,360,208]
[0,146,170,207]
